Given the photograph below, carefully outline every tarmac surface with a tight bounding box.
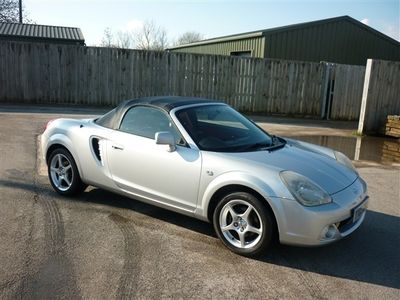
[0,105,399,299]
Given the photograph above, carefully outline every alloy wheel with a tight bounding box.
[219,199,263,249]
[50,153,74,192]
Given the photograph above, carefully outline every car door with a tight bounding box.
[106,105,202,212]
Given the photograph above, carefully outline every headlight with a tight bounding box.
[280,171,332,206]
[334,151,357,173]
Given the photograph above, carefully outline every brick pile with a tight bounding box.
[382,141,400,163]
[385,115,400,138]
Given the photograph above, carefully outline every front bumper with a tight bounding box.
[278,176,368,246]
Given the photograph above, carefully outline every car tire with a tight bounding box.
[213,192,274,257]
[48,148,87,196]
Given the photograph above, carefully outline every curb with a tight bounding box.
[36,134,47,176]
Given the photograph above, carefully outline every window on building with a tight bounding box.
[230,51,252,58]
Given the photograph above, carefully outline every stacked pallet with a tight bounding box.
[385,116,400,138]
[382,140,400,163]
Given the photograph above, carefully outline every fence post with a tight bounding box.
[357,59,373,135]
[320,62,330,119]
[320,62,335,119]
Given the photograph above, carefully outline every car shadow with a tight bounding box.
[261,210,400,289]
[1,179,399,289]
[73,187,400,290]
[56,186,400,290]
[75,187,216,237]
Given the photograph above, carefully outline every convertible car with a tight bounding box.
[41,96,368,256]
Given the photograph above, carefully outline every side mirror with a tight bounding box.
[155,131,176,152]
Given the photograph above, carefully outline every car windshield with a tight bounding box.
[176,104,276,152]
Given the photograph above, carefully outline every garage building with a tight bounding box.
[0,22,85,45]
[168,16,400,65]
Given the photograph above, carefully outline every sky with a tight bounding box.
[23,0,400,45]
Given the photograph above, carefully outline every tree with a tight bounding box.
[0,0,32,23]
[135,20,168,51]
[100,27,117,47]
[116,31,134,49]
[100,20,169,50]
[175,31,204,46]
[100,27,135,49]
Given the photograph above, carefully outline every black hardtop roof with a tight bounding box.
[95,96,224,129]
[120,96,222,112]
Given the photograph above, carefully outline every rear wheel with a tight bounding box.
[48,148,87,196]
[213,192,274,257]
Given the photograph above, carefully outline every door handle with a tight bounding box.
[112,145,124,150]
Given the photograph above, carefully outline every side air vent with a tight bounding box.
[91,137,104,165]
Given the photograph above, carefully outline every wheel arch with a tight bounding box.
[46,143,64,163]
[206,184,280,240]
[45,136,84,178]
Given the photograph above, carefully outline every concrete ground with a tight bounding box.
[0,106,399,299]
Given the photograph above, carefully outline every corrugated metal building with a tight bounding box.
[168,16,400,65]
[0,23,85,45]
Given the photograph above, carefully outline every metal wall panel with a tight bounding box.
[171,18,399,65]
[264,20,400,65]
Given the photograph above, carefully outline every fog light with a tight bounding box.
[321,224,338,240]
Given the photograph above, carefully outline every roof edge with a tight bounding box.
[0,37,85,44]
[168,31,263,50]
[344,16,400,46]
[261,15,399,46]
[0,22,82,31]
[0,34,85,42]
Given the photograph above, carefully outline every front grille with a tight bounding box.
[337,216,354,233]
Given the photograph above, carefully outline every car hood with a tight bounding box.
[224,140,358,195]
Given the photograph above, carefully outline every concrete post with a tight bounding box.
[357,59,373,135]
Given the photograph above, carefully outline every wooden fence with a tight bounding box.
[358,59,400,134]
[0,41,326,116]
[0,42,396,123]
[329,64,366,120]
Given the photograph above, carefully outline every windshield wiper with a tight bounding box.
[240,142,269,151]
[239,142,272,152]
[267,135,286,152]
[267,142,286,152]
[270,135,278,143]
[238,135,286,152]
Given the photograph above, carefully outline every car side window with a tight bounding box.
[119,106,185,145]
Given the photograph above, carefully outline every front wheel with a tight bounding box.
[48,148,87,196]
[213,192,275,257]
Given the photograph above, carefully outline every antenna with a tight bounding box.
[19,0,23,23]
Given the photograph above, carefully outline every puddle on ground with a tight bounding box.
[290,135,400,166]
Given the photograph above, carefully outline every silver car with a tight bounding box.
[41,96,368,256]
